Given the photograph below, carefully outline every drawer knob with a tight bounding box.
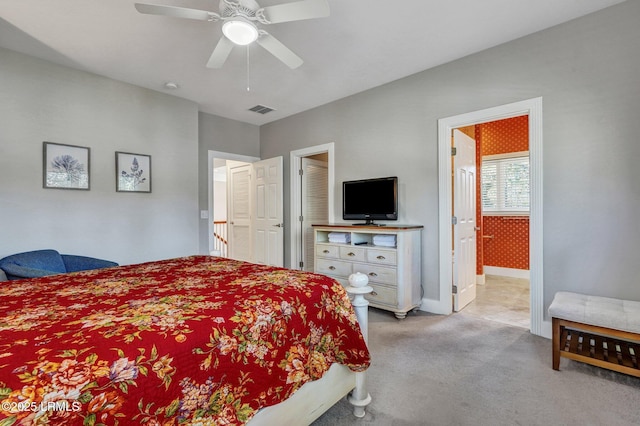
[329,266,336,270]
[376,255,386,260]
[347,252,356,257]
[323,250,330,254]
[368,272,378,277]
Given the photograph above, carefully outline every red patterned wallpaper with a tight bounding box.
[473,115,530,273]
[482,217,530,270]
[480,115,529,155]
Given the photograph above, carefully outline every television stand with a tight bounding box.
[312,224,423,319]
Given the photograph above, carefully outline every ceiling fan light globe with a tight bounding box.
[222,20,259,45]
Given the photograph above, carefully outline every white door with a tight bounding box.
[252,157,284,267]
[227,161,252,262]
[301,158,328,271]
[453,129,477,311]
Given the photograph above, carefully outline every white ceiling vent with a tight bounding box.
[249,105,276,114]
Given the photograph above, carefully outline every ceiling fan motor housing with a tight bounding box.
[220,0,262,21]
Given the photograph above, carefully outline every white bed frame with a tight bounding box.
[249,283,372,425]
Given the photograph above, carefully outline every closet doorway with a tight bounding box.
[289,143,335,271]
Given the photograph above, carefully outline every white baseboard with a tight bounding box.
[476,274,486,285]
[484,266,530,279]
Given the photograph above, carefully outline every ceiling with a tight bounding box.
[0,0,627,126]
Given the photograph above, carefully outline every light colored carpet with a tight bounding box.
[312,308,640,426]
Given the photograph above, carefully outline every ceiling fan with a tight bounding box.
[134,0,330,69]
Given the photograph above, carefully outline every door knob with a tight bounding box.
[273,223,283,228]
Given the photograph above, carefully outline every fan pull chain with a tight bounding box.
[246,45,250,92]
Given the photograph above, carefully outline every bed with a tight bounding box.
[0,255,371,425]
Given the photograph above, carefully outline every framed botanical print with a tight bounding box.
[43,142,90,190]
[116,151,152,193]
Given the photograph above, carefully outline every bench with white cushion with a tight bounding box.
[549,291,640,377]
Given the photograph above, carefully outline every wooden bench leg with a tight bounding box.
[552,317,561,370]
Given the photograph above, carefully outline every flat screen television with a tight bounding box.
[342,176,398,225]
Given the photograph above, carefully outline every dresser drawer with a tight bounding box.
[354,264,397,286]
[316,258,352,277]
[366,283,398,307]
[314,225,422,319]
[339,246,366,262]
[316,244,340,259]
[366,249,397,266]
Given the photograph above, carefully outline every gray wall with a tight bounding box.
[3,1,639,317]
[198,112,260,253]
[260,1,640,314]
[0,47,200,265]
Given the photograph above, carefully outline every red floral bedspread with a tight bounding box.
[0,256,370,425]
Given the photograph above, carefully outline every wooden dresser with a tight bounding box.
[312,224,423,319]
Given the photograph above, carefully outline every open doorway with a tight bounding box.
[299,154,329,272]
[207,150,259,258]
[289,143,335,271]
[437,97,545,337]
[212,158,230,257]
[454,116,531,329]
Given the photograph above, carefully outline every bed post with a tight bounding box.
[346,272,373,418]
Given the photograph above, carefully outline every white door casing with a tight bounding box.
[289,143,335,270]
[227,161,252,262]
[252,156,284,267]
[452,129,477,311]
[207,151,259,255]
[436,97,544,337]
[301,158,328,271]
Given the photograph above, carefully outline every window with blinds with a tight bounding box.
[481,152,530,215]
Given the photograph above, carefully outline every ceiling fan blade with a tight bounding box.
[134,3,220,21]
[206,36,235,68]
[261,0,329,24]
[256,33,304,69]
